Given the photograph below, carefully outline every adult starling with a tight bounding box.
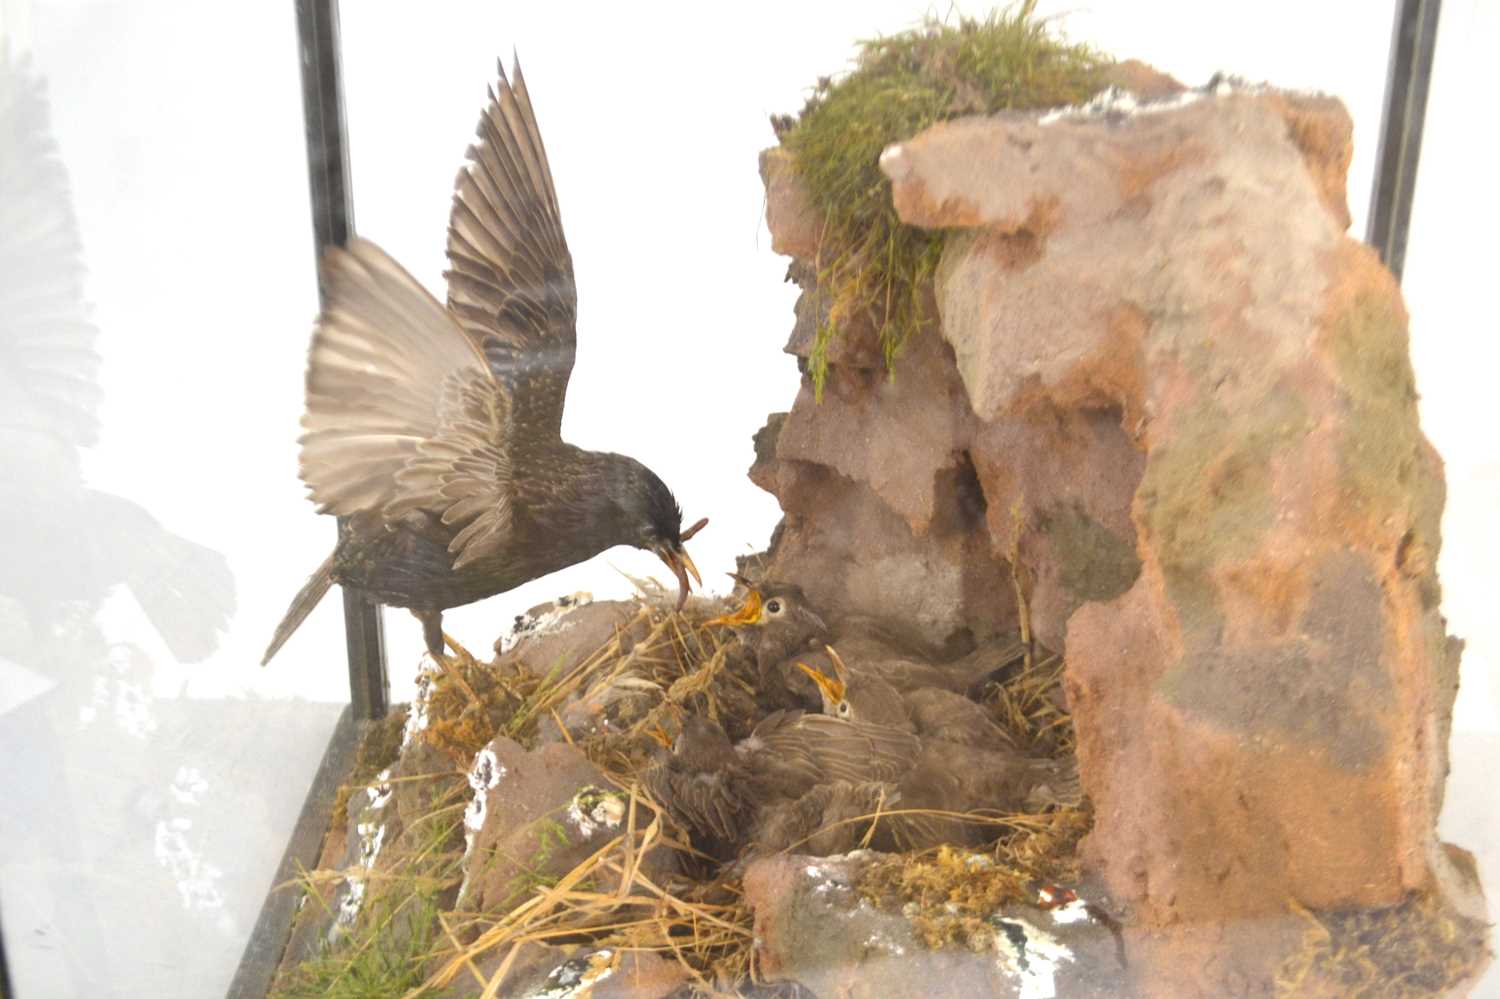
[796,647,1019,752]
[263,59,703,664]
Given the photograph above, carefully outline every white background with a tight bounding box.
[0,2,1494,996]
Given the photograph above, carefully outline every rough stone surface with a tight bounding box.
[460,735,671,916]
[760,147,822,262]
[496,597,647,673]
[1101,59,1187,101]
[757,74,1483,995]
[744,852,1125,998]
[451,944,688,999]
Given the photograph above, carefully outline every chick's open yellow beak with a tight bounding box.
[704,588,763,629]
[795,661,846,704]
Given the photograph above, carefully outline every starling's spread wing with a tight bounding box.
[300,239,514,569]
[445,59,576,440]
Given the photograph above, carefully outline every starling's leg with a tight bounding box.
[412,609,445,657]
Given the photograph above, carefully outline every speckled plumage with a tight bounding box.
[646,711,919,858]
[263,60,695,664]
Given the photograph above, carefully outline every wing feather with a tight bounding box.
[299,239,513,567]
[445,58,576,437]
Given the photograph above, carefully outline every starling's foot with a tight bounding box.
[433,637,485,713]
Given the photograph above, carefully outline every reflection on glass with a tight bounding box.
[0,45,242,995]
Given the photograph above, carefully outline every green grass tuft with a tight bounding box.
[271,773,469,999]
[777,3,1108,394]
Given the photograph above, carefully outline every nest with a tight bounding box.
[269,583,1087,998]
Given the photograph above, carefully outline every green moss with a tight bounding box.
[777,3,1108,394]
[271,891,450,999]
[1326,291,1442,562]
[1275,892,1490,998]
[857,809,1093,950]
[329,705,410,843]
[1039,501,1141,603]
[1137,390,1310,579]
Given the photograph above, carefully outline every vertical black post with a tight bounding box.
[0,905,13,999]
[1367,0,1442,282]
[296,0,389,720]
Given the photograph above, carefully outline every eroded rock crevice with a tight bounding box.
[753,75,1488,996]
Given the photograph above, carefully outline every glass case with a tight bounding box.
[1,1,1494,996]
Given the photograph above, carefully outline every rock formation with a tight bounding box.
[744,851,1123,999]
[752,77,1488,995]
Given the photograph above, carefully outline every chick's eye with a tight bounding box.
[765,599,782,615]
[837,702,850,717]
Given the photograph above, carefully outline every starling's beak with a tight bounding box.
[704,589,763,629]
[795,661,846,708]
[655,541,701,611]
[647,724,674,750]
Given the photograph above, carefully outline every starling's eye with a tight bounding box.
[765,599,783,615]
[836,701,850,718]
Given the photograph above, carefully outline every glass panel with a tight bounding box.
[3,1,1494,996]
[2,6,344,997]
[1408,3,1500,995]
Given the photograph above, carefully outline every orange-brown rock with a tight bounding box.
[756,76,1485,995]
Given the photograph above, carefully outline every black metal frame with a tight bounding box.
[223,2,386,996]
[0,906,13,999]
[296,0,390,723]
[298,0,390,720]
[208,2,1449,996]
[223,708,360,999]
[1367,0,1442,280]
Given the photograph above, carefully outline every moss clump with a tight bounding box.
[421,644,540,759]
[1275,893,1491,998]
[860,644,1089,949]
[776,3,1108,393]
[857,805,1091,951]
[328,705,410,842]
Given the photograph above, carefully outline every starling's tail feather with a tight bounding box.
[261,552,336,665]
